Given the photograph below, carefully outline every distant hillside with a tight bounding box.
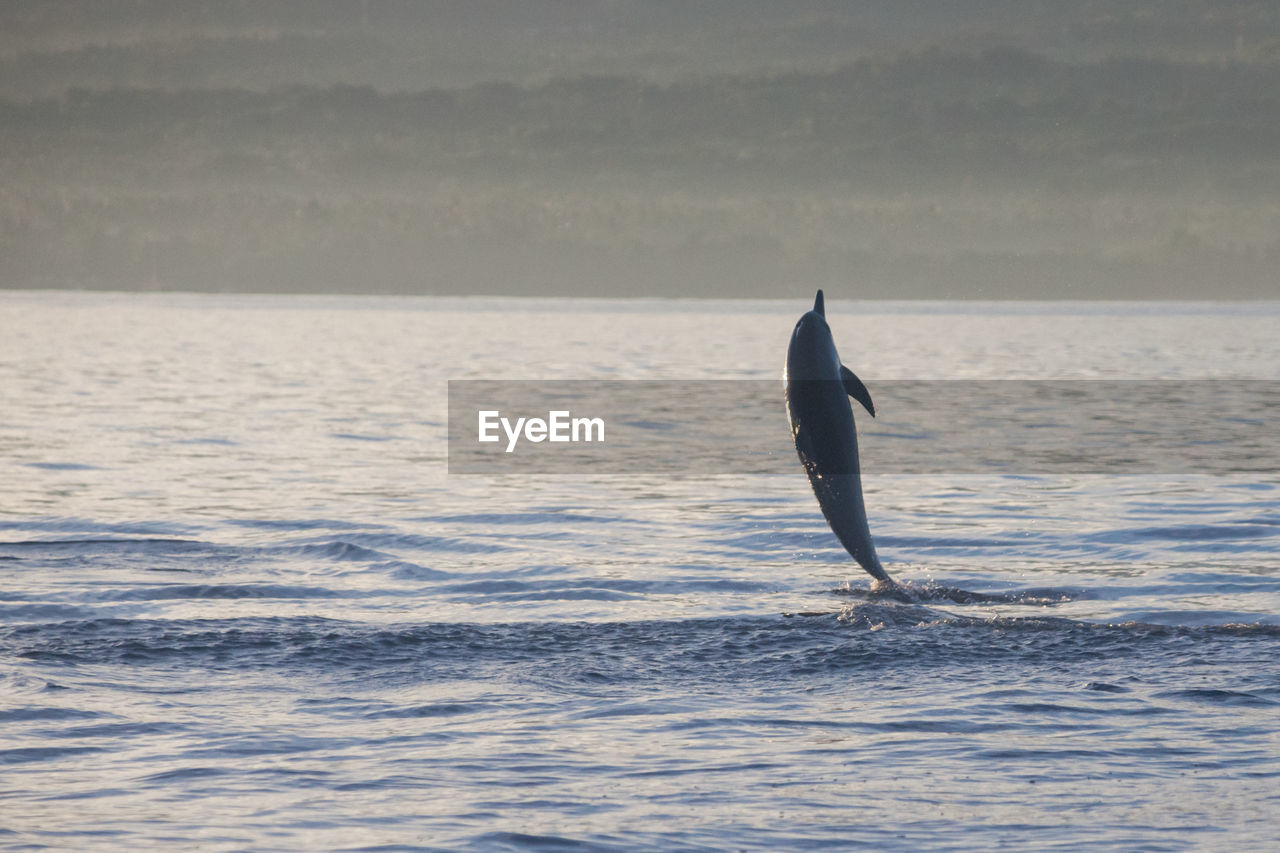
[2,2,1279,297]
[3,0,1278,97]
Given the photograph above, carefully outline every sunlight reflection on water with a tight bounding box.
[1,293,1278,850]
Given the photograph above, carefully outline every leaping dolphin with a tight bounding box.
[785,289,897,590]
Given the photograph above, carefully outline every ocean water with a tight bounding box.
[2,292,1279,851]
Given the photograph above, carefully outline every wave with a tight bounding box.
[0,537,215,553]
[5,613,1276,682]
[98,584,350,602]
[1153,688,1276,707]
[0,745,107,766]
[832,580,1092,606]
[0,535,474,570]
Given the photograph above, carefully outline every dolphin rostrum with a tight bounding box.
[785,289,897,589]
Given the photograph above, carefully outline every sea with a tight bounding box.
[1,291,1278,851]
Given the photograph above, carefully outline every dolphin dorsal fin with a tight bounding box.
[841,365,875,417]
[813,289,825,316]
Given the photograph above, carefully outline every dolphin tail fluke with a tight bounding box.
[813,289,825,316]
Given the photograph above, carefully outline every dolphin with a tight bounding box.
[785,289,897,590]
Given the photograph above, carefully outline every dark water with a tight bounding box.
[2,294,1278,850]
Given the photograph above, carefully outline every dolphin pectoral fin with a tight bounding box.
[813,289,825,316]
[840,365,876,417]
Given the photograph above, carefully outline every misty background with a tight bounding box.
[3,0,1278,298]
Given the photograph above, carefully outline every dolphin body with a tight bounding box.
[785,289,896,588]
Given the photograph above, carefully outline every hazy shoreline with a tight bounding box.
[4,2,1277,298]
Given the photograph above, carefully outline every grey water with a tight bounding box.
[2,292,1279,851]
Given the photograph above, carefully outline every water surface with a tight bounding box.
[2,293,1278,850]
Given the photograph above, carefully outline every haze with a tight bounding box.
[3,1,1278,298]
